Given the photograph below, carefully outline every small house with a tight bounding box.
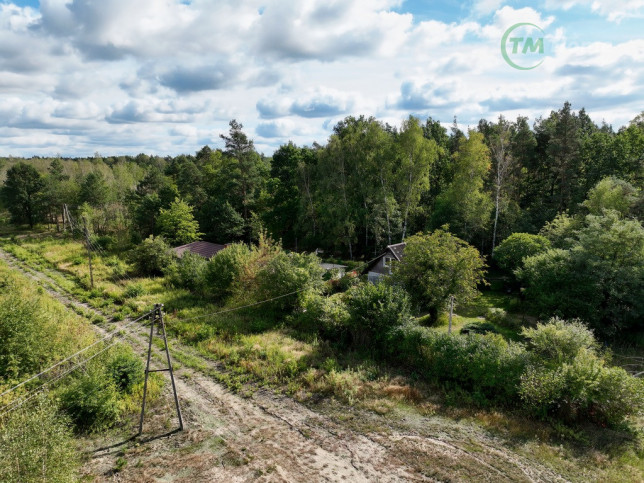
[173,241,228,260]
[320,262,347,279]
[365,242,406,283]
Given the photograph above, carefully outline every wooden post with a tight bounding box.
[448,295,454,334]
[83,216,94,289]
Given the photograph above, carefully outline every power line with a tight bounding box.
[0,327,137,417]
[0,310,153,400]
[170,288,307,324]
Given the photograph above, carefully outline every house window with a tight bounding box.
[383,256,394,273]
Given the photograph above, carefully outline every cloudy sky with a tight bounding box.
[1,0,643,157]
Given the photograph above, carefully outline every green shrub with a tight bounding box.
[494,233,551,273]
[296,292,350,339]
[0,396,78,482]
[388,323,528,404]
[93,235,116,251]
[168,251,207,293]
[344,282,412,350]
[123,282,145,299]
[522,317,597,366]
[204,243,252,299]
[519,318,644,425]
[485,307,508,325]
[107,347,144,393]
[59,366,121,433]
[129,235,176,276]
[257,251,324,311]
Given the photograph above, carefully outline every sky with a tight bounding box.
[0,0,642,157]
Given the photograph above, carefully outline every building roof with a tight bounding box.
[320,263,347,271]
[173,241,227,259]
[386,242,406,261]
[363,242,407,274]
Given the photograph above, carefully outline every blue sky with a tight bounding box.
[1,0,642,157]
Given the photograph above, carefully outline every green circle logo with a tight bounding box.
[501,23,545,70]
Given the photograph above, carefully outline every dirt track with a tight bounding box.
[0,248,568,482]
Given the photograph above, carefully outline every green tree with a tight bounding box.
[391,228,487,321]
[78,171,110,207]
[156,198,203,245]
[520,211,644,337]
[494,233,551,273]
[582,177,639,216]
[431,131,493,245]
[396,116,437,241]
[1,162,45,228]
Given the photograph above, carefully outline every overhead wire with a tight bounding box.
[0,310,153,400]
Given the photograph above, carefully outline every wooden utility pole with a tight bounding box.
[82,216,94,289]
[139,304,183,435]
[448,295,454,334]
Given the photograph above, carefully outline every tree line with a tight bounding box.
[1,102,642,259]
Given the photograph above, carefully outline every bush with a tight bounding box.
[344,282,412,350]
[0,396,79,482]
[494,233,551,273]
[129,235,176,276]
[522,317,597,366]
[204,243,252,299]
[168,251,208,293]
[485,307,508,325]
[93,235,116,251]
[388,323,528,404]
[107,346,144,393]
[257,251,324,311]
[296,292,350,340]
[519,318,644,425]
[123,282,145,298]
[59,366,121,433]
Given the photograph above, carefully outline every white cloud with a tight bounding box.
[544,0,644,22]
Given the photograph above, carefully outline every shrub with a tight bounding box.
[129,235,176,276]
[204,243,252,299]
[123,282,145,299]
[93,235,116,251]
[485,307,508,325]
[344,282,412,350]
[296,292,350,340]
[493,233,551,273]
[388,323,528,404]
[107,347,144,393]
[257,251,324,311]
[0,396,78,482]
[59,366,121,433]
[519,318,644,425]
[522,317,597,366]
[168,251,207,293]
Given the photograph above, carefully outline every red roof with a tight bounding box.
[173,241,228,259]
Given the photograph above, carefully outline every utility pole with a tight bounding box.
[139,304,184,435]
[448,295,454,334]
[82,216,94,289]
